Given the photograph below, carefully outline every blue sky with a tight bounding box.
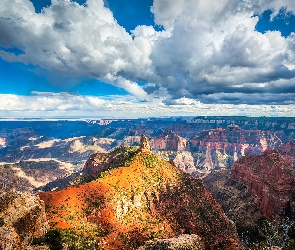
[0,0,295,117]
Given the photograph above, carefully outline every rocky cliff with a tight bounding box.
[150,130,187,151]
[203,170,264,236]
[0,191,48,250]
[190,127,283,172]
[277,139,295,168]
[146,127,285,176]
[231,150,295,221]
[39,136,240,249]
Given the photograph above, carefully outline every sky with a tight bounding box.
[1,0,295,118]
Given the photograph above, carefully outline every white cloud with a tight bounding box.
[149,0,295,104]
[1,0,295,108]
[0,93,294,118]
[0,0,152,99]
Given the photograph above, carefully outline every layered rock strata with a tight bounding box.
[231,150,295,221]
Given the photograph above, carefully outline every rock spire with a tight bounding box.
[140,134,151,154]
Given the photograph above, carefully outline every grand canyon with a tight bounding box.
[1,116,295,249]
[2,0,295,248]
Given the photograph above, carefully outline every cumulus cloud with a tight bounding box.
[1,0,295,107]
[150,0,295,104]
[0,0,153,99]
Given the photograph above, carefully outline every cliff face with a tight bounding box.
[0,191,48,250]
[150,130,187,151]
[39,136,240,249]
[203,170,264,236]
[277,139,295,168]
[149,131,197,174]
[145,127,285,176]
[231,150,295,221]
[190,127,283,171]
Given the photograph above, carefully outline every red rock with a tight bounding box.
[150,130,187,151]
[82,152,109,178]
[41,141,240,249]
[277,139,295,168]
[231,150,295,221]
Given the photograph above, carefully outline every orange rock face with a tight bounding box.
[40,144,240,249]
[231,150,295,221]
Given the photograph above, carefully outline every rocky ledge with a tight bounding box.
[138,234,204,250]
[0,191,48,250]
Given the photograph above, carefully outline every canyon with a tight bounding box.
[1,117,295,248]
[1,117,294,193]
[204,148,295,242]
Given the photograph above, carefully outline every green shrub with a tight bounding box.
[0,217,4,227]
[241,218,295,250]
[32,228,100,250]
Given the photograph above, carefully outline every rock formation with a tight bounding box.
[203,170,264,236]
[150,130,187,151]
[231,150,295,221]
[0,191,48,250]
[190,127,283,171]
[39,140,240,249]
[145,127,287,176]
[82,146,139,178]
[138,234,205,249]
[140,134,152,154]
[172,151,196,174]
[277,139,295,168]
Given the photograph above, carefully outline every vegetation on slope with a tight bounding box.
[37,141,239,249]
